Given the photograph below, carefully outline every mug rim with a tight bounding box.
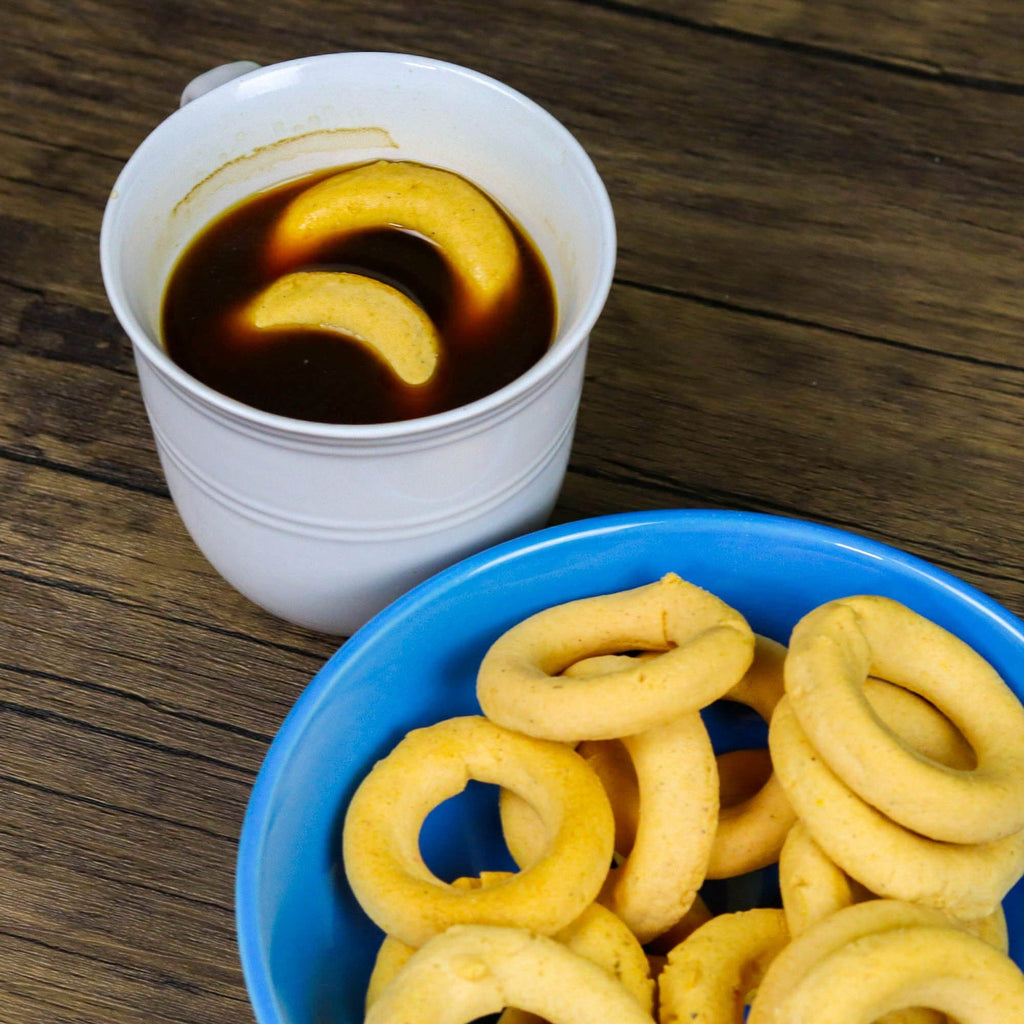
[99,50,617,441]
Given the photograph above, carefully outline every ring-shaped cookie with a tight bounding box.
[775,678,978,943]
[477,573,755,741]
[498,710,718,945]
[364,924,657,1024]
[778,822,1009,962]
[342,716,614,948]
[707,635,796,878]
[366,883,654,1022]
[778,676,977,940]
[566,640,796,881]
[779,822,870,939]
[603,711,718,942]
[499,902,655,1024]
[784,595,1024,843]
[770,925,1024,1024]
[576,734,641,856]
[862,678,974,771]
[748,900,961,1024]
[498,787,549,871]
[499,647,719,943]
[365,873,511,1007]
[768,697,1024,921]
[658,908,789,1024]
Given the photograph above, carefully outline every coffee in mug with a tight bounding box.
[162,159,556,424]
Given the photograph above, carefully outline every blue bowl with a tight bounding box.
[236,509,1024,1024]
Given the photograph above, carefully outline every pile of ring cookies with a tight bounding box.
[341,572,1024,1023]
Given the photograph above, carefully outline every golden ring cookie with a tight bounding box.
[707,636,796,878]
[366,880,654,1022]
[566,653,657,856]
[576,735,640,855]
[477,573,755,741]
[779,680,996,941]
[498,710,718,944]
[499,902,655,1024]
[366,934,418,1010]
[242,270,442,385]
[768,696,1024,921]
[658,908,789,1024]
[365,873,510,1007]
[768,924,1024,1024]
[779,666,980,939]
[566,639,794,881]
[778,821,1009,971]
[498,648,718,943]
[784,595,1024,843]
[601,711,718,943]
[782,663,983,937]
[364,924,657,1024]
[267,160,521,323]
[748,900,962,1024]
[718,635,787,723]
[778,822,871,939]
[862,678,974,771]
[498,787,549,871]
[342,716,614,947]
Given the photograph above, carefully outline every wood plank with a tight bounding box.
[0,930,241,1024]
[0,344,170,492]
[0,675,255,837]
[0,280,129,373]
[0,946,239,1024]
[5,0,1024,370]
[0,733,248,1021]
[0,838,245,1022]
[0,769,234,910]
[0,654,266,787]
[0,125,124,231]
[4,289,1024,623]
[567,284,1024,615]
[0,453,340,666]
[0,563,324,752]
[624,0,1024,85]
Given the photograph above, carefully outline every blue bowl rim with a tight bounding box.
[234,507,1024,1024]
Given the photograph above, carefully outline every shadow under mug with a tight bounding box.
[100,52,616,635]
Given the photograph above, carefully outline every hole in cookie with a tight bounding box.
[702,699,769,754]
[419,780,517,883]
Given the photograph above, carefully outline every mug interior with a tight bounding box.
[101,52,616,432]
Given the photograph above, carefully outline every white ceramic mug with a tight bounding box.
[100,52,616,634]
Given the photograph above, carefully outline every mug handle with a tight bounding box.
[179,61,262,107]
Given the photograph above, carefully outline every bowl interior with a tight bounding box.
[236,509,1024,1024]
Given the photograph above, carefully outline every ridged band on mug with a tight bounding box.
[149,409,577,541]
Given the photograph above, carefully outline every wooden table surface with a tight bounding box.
[4,1,1024,1020]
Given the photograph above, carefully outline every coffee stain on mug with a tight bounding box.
[172,126,398,218]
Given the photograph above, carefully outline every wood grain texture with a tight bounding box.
[619,0,1024,84]
[2,1,1024,1021]
[569,286,1024,608]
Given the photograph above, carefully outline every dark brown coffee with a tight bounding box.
[161,164,556,424]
